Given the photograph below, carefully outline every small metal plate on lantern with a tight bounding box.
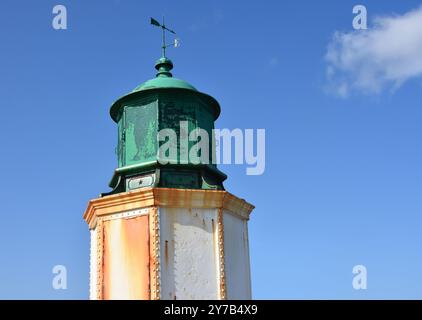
[127,174,155,190]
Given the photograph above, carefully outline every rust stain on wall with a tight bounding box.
[164,240,169,270]
[153,188,225,209]
[103,215,150,300]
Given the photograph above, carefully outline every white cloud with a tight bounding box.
[325,6,422,97]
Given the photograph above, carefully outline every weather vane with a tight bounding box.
[150,17,180,58]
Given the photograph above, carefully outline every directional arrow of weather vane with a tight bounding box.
[150,17,178,57]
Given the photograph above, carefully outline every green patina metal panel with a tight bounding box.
[117,112,125,167]
[122,101,158,167]
[160,170,200,189]
[159,97,196,164]
[159,96,215,166]
[195,102,215,166]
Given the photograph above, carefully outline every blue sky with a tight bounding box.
[0,0,422,299]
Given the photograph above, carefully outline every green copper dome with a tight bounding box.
[133,77,197,91]
[109,57,220,122]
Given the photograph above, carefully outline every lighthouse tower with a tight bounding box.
[83,23,254,300]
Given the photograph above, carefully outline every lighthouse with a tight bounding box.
[83,19,254,300]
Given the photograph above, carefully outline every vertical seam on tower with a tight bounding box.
[150,206,161,300]
[96,218,104,300]
[218,207,227,299]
